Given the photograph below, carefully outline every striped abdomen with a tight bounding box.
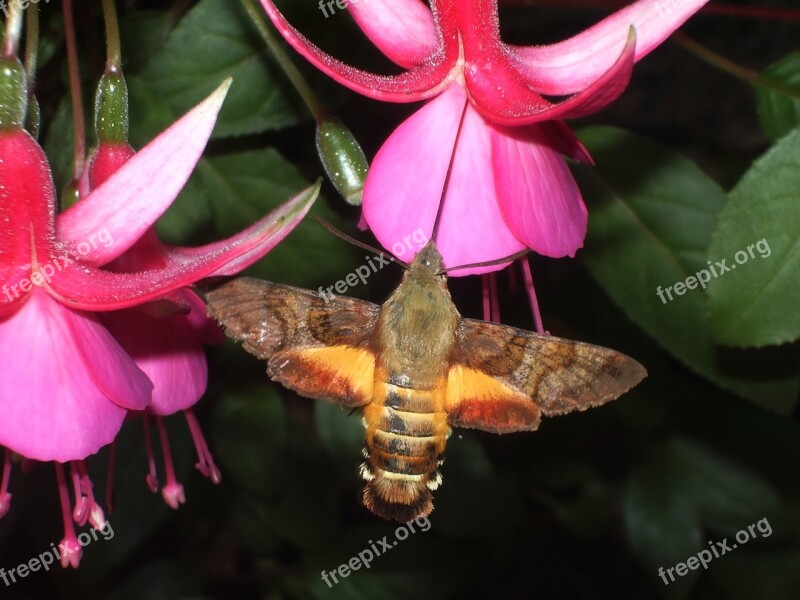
[360,377,450,522]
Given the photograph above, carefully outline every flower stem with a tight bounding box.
[101,0,122,73]
[672,32,800,101]
[23,2,38,85]
[1,0,23,59]
[239,0,327,121]
[63,0,86,185]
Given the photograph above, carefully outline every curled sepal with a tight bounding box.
[316,117,368,206]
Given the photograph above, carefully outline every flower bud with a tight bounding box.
[94,72,129,144]
[315,117,368,206]
[0,59,27,129]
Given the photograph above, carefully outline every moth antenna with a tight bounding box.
[439,249,530,275]
[431,100,470,245]
[313,216,409,269]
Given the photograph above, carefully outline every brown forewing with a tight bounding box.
[205,278,381,406]
[446,318,647,432]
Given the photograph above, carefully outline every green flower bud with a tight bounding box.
[315,117,368,206]
[94,72,129,144]
[0,59,27,129]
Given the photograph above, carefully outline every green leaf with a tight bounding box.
[136,0,304,138]
[576,126,799,412]
[755,51,800,142]
[210,384,288,500]
[155,147,361,289]
[707,127,800,347]
[315,400,365,475]
[625,438,782,598]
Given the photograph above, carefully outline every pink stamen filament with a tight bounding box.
[519,256,546,335]
[69,462,88,526]
[156,416,185,509]
[143,414,160,493]
[184,409,221,484]
[55,463,83,568]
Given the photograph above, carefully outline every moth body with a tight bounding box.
[361,244,457,520]
[205,241,647,522]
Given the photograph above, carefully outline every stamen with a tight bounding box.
[76,461,105,530]
[70,462,88,526]
[519,256,546,335]
[143,413,160,493]
[55,463,83,568]
[489,272,500,323]
[0,449,13,518]
[184,409,221,485]
[156,416,185,510]
[481,274,491,322]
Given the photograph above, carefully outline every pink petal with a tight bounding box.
[363,85,524,275]
[511,0,710,95]
[348,0,438,68]
[0,291,151,461]
[45,184,319,310]
[491,124,587,258]
[259,0,455,102]
[101,291,211,415]
[56,80,232,266]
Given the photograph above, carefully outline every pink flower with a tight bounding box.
[0,80,318,516]
[261,0,708,273]
[85,137,224,509]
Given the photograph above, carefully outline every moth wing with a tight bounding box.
[445,318,647,433]
[206,277,380,407]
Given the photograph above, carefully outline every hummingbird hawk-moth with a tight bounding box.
[205,241,646,522]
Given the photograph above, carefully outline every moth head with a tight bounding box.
[407,241,445,280]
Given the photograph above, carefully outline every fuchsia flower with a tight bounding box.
[87,140,225,509]
[261,0,709,273]
[0,79,319,553]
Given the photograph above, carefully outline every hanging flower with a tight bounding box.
[82,73,226,508]
[0,75,319,560]
[260,0,709,273]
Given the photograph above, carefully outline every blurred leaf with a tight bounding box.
[576,126,799,413]
[211,384,287,499]
[626,446,704,599]
[134,0,303,139]
[154,146,360,288]
[106,559,205,600]
[707,127,800,347]
[315,400,365,475]
[43,97,77,193]
[120,10,173,73]
[704,545,800,600]
[755,51,800,142]
[433,434,523,537]
[625,437,782,598]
